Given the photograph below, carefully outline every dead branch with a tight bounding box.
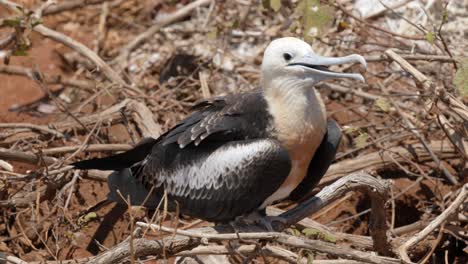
[397,184,468,263]
[384,49,459,185]
[364,54,456,63]
[33,25,126,86]
[0,64,96,91]
[43,0,110,16]
[0,123,65,139]
[83,173,394,263]
[0,0,126,86]
[321,140,456,186]
[42,144,131,155]
[114,0,212,66]
[267,207,374,250]
[384,50,433,90]
[0,148,57,165]
[1,99,129,145]
[127,101,163,138]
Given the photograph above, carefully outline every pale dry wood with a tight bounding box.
[280,172,392,256]
[397,184,468,263]
[42,144,131,155]
[199,71,211,99]
[364,54,455,63]
[0,123,65,138]
[268,207,373,249]
[0,0,126,86]
[177,244,367,264]
[114,0,212,66]
[33,24,126,86]
[0,64,96,91]
[0,159,13,171]
[362,0,413,20]
[45,173,393,263]
[321,140,456,186]
[139,222,399,264]
[43,0,110,15]
[438,114,468,159]
[1,99,130,145]
[384,49,432,89]
[128,101,163,138]
[95,1,110,54]
[0,148,57,165]
[384,49,459,185]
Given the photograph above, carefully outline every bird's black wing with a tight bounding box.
[161,89,271,147]
[73,89,271,171]
[288,119,342,201]
[134,139,291,222]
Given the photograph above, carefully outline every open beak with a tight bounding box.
[288,53,367,82]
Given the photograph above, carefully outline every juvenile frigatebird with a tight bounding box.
[73,37,366,224]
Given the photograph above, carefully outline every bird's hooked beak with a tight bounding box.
[288,53,367,82]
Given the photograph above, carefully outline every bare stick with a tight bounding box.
[0,64,96,91]
[42,144,131,155]
[139,222,399,264]
[364,54,456,63]
[267,207,374,250]
[0,148,57,165]
[0,0,126,86]
[114,0,211,65]
[43,0,110,16]
[383,49,459,185]
[0,123,64,138]
[128,101,163,138]
[384,49,432,89]
[2,99,130,145]
[85,173,392,264]
[279,172,392,256]
[321,140,456,186]
[33,24,126,86]
[397,184,468,263]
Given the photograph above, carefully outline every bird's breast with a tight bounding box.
[261,86,327,208]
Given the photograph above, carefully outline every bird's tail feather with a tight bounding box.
[72,137,158,171]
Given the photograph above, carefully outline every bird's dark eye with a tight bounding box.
[283,53,293,61]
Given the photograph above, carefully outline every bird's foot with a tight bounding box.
[257,215,287,232]
[234,211,287,232]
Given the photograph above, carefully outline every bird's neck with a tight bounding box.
[263,78,327,155]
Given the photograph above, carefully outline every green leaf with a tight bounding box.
[302,228,337,243]
[270,0,281,12]
[355,132,369,148]
[343,126,358,134]
[286,227,301,237]
[322,232,337,243]
[12,50,27,56]
[3,18,21,27]
[302,227,320,237]
[442,9,449,24]
[375,97,391,112]
[207,28,217,40]
[77,212,98,226]
[454,59,468,97]
[425,31,435,43]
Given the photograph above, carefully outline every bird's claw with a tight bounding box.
[234,212,287,232]
[258,216,287,232]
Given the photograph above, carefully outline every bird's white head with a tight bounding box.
[261,37,366,90]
